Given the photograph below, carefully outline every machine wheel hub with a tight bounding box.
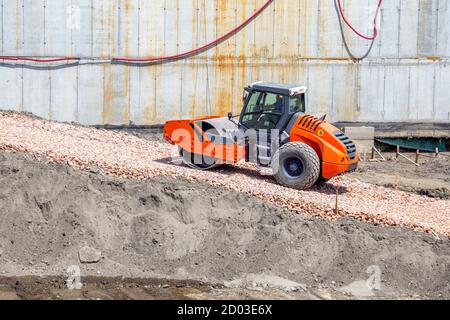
[283,157,304,178]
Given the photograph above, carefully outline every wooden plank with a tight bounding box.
[398,152,420,166]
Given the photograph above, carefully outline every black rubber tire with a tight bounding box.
[179,148,219,170]
[271,142,320,190]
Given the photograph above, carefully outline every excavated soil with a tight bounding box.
[0,152,449,299]
[349,153,450,199]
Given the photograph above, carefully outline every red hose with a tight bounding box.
[112,0,274,62]
[337,0,383,41]
[0,0,272,64]
[0,1,380,63]
[0,56,80,63]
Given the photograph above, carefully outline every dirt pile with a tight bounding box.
[0,152,449,298]
[0,112,449,237]
[350,155,450,199]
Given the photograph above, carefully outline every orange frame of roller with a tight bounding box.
[164,82,358,190]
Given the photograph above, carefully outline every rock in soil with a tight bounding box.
[79,247,102,264]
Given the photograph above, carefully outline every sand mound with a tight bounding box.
[0,152,449,298]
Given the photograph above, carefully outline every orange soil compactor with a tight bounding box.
[164,82,358,190]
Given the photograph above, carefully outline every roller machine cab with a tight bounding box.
[164,82,359,190]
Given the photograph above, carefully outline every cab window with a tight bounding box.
[244,91,262,114]
[241,92,284,130]
[289,95,305,113]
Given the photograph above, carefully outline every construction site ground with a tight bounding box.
[349,154,450,200]
[128,128,450,200]
[0,112,448,300]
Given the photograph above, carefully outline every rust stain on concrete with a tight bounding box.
[102,66,114,125]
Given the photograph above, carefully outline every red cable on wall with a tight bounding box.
[0,56,80,63]
[337,0,383,41]
[112,0,274,63]
[0,0,273,64]
[0,1,379,63]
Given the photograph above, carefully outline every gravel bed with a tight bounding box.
[0,112,448,237]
